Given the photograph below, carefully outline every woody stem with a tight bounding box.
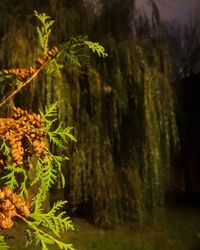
[0,61,48,109]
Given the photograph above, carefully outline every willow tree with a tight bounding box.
[0,0,179,227]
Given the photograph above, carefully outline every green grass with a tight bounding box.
[2,204,200,250]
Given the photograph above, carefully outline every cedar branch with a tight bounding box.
[0,62,48,109]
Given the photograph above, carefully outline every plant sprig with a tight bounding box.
[0,10,107,250]
[40,102,77,148]
[2,164,28,197]
[17,213,75,250]
[84,40,108,57]
[30,200,74,237]
[58,36,108,66]
[34,10,54,53]
[0,236,9,250]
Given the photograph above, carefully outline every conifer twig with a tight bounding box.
[15,213,54,241]
[0,62,48,109]
[16,213,74,249]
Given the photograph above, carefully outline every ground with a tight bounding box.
[2,204,200,250]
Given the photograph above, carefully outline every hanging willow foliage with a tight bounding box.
[59,39,179,226]
[0,1,179,227]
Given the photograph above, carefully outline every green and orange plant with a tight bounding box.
[0,11,107,250]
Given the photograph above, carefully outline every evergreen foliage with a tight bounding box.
[34,10,54,53]
[58,37,107,67]
[0,10,107,249]
[40,102,77,147]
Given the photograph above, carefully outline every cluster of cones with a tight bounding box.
[2,46,58,80]
[0,107,47,167]
[0,187,30,229]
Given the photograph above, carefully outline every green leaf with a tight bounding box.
[51,154,69,188]
[34,11,54,51]
[30,158,44,187]
[63,51,81,66]
[2,165,28,196]
[40,103,77,149]
[30,200,74,237]
[31,156,57,208]
[40,102,58,119]
[34,11,51,24]
[0,71,14,82]
[84,41,108,57]
[0,236,9,250]
[45,59,63,78]
[59,36,86,66]
[36,27,44,49]
[31,194,43,215]
[0,139,11,156]
[47,123,77,148]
